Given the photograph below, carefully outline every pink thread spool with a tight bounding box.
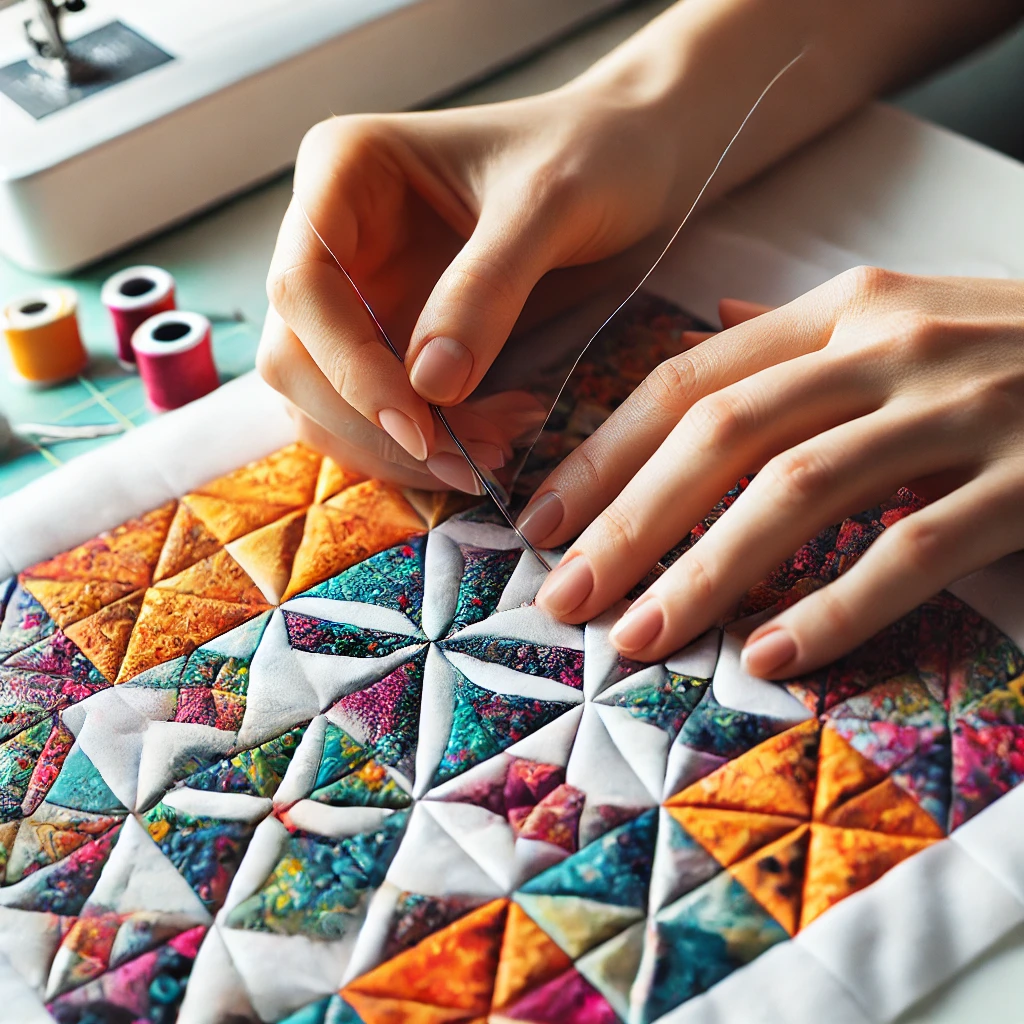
[101,265,176,368]
[132,311,219,412]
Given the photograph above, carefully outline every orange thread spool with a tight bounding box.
[2,288,87,385]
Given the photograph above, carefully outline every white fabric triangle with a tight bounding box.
[663,745,728,803]
[384,803,504,899]
[0,908,65,993]
[593,703,669,803]
[136,721,236,811]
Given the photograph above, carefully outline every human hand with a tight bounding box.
[526,268,1024,676]
[256,76,689,492]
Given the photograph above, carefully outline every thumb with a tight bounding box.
[406,197,559,405]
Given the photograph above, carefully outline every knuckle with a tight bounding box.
[893,515,947,573]
[887,311,947,360]
[266,261,306,315]
[596,501,641,554]
[682,553,715,608]
[447,251,521,314]
[836,264,903,304]
[764,447,834,504]
[813,583,856,638]
[684,390,753,450]
[639,355,699,416]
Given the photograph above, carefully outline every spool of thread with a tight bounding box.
[132,311,219,412]
[101,265,176,367]
[1,288,87,385]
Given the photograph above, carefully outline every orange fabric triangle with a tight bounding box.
[729,823,809,936]
[197,443,321,509]
[154,549,268,607]
[800,824,937,928]
[284,481,425,599]
[342,994,477,1024]
[21,502,176,626]
[183,494,298,547]
[153,500,224,582]
[65,592,145,683]
[225,510,307,605]
[20,580,136,632]
[344,898,507,1013]
[813,727,888,822]
[667,806,805,868]
[822,778,944,838]
[667,719,819,818]
[491,901,573,1011]
[116,590,268,683]
[314,457,364,504]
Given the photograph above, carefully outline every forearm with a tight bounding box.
[567,0,1024,217]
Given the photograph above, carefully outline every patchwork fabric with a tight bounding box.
[0,438,1022,1024]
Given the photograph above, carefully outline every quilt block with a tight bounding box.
[0,437,1022,1024]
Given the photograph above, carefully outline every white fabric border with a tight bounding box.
[0,372,294,578]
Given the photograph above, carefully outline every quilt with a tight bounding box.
[0,303,1022,1024]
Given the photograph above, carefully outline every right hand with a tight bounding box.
[256,76,688,492]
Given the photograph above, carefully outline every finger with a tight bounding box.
[517,289,838,548]
[268,196,437,459]
[406,191,568,406]
[289,406,447,491]
[257,308,441,488]
[719,298,773,329]
[741,466,1024,677]
[606,401,973,662]
[535,348,881,622]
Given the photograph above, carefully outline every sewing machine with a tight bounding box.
[0,0,625,273]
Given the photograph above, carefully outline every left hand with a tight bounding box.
[523,267,1024,677]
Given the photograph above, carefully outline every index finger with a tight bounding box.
[267,193,437,461]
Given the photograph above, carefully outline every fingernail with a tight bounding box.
[410,337,473,403]
[517,492,564,546]
[537,555,593,617]
[378,408,428,461]
[741,629,797,676]
[427,453,483,495]
[466,442,505,470]
[610,598,664,653]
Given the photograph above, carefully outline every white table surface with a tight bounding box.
[2,1,1023,1018]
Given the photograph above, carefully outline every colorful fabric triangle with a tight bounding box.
[668,720,818,818]
[636,872,788,1024]
[46,744,126,814]
[519,810,656,909]
[143,802,256,913]
[499,967,619,1024]
[185,723,306,798]
[441,636,584,690]
[302,535,427,627]
[284,482,426,600]
[21,501,176,628]
[432,670,573,787]
[601,671,709,739]
[513,894,643,960]
[675,689,791,760]
[227,810,409,937]
[343,898,507,1014]
[491,900,573,1011]
[330,652,426,777]
[284,611,418,659]
[448,546,521,635]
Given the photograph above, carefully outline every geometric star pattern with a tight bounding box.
[0,445,1022,1024]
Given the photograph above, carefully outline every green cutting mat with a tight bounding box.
[0,175,293,497]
